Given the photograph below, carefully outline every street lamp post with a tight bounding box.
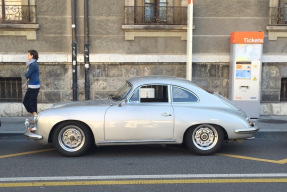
[186,0,193,81]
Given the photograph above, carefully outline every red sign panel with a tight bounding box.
[230,31,264,44]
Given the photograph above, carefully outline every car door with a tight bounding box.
[104,84,174,141]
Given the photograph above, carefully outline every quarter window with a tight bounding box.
[172,86,198,102]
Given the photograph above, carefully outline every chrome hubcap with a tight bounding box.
[58,126,85,152]
[192,125,218,150]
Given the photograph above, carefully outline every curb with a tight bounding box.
[0,133,27,140]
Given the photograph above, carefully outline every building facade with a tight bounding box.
[0,0,286,116]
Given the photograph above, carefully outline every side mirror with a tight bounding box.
[119,99,127,107]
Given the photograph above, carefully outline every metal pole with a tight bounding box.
[28,0,30,23]
[84,0,90,100]
[186,0,193,81]
[72,0,78,101]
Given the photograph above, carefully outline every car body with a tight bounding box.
[24,76,259,156]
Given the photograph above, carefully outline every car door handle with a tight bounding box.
[161,113,172,117]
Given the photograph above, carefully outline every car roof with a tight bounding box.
[127,76,195,88]
[126,76,221,106]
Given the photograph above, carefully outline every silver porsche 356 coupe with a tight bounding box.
[24,76,259,157]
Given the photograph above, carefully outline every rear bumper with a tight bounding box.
[235,124,260,134]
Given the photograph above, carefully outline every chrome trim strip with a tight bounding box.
[97,140,177,145]
[235,127,259,134]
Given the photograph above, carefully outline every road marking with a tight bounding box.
[1,174,287,182]
[217,153,287,164]
[0,146,286,165]
[159,146,287,164]
[1,178,287,187]
[0,148,55,159]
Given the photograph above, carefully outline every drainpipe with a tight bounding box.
[72,0,78,101]
[84,0,90,100]
[1,0,5,20]
[186,0,193,81]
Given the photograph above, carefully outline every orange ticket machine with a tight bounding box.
[229,31,264,118]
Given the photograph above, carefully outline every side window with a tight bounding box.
[172,86,198,102]
[130,85,169,103]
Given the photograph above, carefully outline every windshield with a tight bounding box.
[111,81,132,101]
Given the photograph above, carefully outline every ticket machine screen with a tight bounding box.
[235,61,251,79]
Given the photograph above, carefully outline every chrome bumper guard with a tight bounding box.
[235,124,260,134]
[24,118,43,140]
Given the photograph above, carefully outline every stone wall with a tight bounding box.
[0,62,229,103]
[1,61,287,116]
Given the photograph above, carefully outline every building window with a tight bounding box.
[0,0,35,24]
[280,78,287,101]
[123,0,188,40]
[125,0,187,25]
[144,0,167,24]
[0,77,22,102]
[267,0,287,40]
[268,0,287,25]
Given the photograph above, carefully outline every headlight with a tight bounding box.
[34,115,39,124]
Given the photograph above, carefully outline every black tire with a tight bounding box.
[52,121,93,157]
[185,124,224,155]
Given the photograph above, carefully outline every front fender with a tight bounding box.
[35,105,109,144]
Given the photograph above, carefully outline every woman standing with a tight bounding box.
[23,50,40,123]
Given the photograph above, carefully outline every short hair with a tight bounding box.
[28,50,39,60]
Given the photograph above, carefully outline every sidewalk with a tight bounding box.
[0,116,287,139]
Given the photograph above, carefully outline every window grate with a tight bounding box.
[0,3,36,24]
[280,78,287,101]
[125,6,187,25]
[0,77,22,102]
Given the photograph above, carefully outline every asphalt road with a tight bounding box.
[0,137,287,191]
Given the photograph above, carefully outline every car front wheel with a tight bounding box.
[185,124,223,155]
[52,121,92,157]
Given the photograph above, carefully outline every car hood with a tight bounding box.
[51,98,113,109]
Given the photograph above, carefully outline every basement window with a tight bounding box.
[280,78,287,101]
[0,77,22,102]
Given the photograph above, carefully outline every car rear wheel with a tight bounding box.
[185,124,223,155]
[52,121,92,157]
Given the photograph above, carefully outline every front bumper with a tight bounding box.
[24,118,43,140]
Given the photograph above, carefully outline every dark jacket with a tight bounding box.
[25,61,40,86]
